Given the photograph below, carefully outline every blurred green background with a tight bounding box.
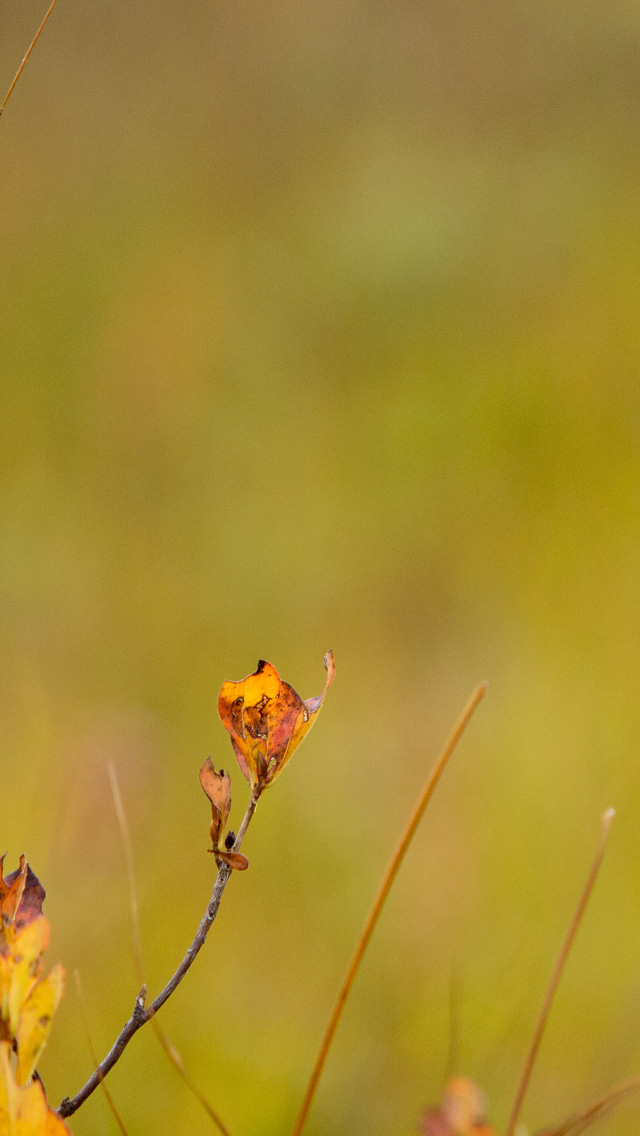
[2,2,640,1133]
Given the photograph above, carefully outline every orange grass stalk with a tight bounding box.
[505,808,616,1136]
[0,0,60,117]
[291,679,488,1136]
[538,1073,640,1136]
[73,970,130,1136]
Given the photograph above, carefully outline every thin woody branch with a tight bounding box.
[58,792,259,1120]
[109,763,232,1136]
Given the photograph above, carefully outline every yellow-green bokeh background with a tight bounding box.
[2,2,640,1133]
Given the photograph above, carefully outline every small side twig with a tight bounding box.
[0,0,60,118]
[504,808,616,1136]
[73,970,130,1136]
[108,764,233,1136]
[291,680,488,1136]
[58,791,259,1120]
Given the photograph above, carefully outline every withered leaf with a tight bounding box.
[199,759,232,850]
[0,858,27,930]
[16,963,65,1086]
[0,860,45,941]
[216,851,249,871]
[218,650,335,793]
[4,868,45,937]
[421,1112,450,1136]
[420,1078,497,1136]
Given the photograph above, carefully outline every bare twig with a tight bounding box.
[58,790,260,1119]
[0,0,60,118]
[291,680,488,1136]
[504,808,616,1136]
[108,764,233,1136]
[73,970,130,1136]
[537,1074,640,1136]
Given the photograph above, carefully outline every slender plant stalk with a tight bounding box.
[153,1026,234,1133]
[108,766,144,985]
[58,791,259,1119]
[291,680,488,1136]
[0,0,60,117]
[444,958,462,1085]
[73,970,130,1136]
[504,808,616,1136]
[108,766,233,1136]
[538,1073,640,1136]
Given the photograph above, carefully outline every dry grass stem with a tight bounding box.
[73,970,130,1136]
[538,1073,640,1136]
[505,808,616,1136]
[0,0,60,117]
[291,680,488,1136]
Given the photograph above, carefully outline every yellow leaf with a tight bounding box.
[7,921,49,1040]
[16,965,65,1087]
[0,1042,71,1136]
[218,651,335,793]
[0,1041,47,1134]
[42,1114,71,1136]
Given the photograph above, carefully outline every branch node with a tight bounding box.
[133,985,148,1024]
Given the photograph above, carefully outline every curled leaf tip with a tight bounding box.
[218,652,335,794]
[0,857,45,937]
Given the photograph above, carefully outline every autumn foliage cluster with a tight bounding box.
[0,858,69,1135]
[0,655,338,1136]
[0,656,630,1136]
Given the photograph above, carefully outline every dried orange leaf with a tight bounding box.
[16,963,65,1086]
[0,858,27,930]
[218,650,335,793]
[7,870,45,938]
[216,851,249,871]
[0,862,45,941]
[199,759,232,849]
[420,1078,497,1136]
